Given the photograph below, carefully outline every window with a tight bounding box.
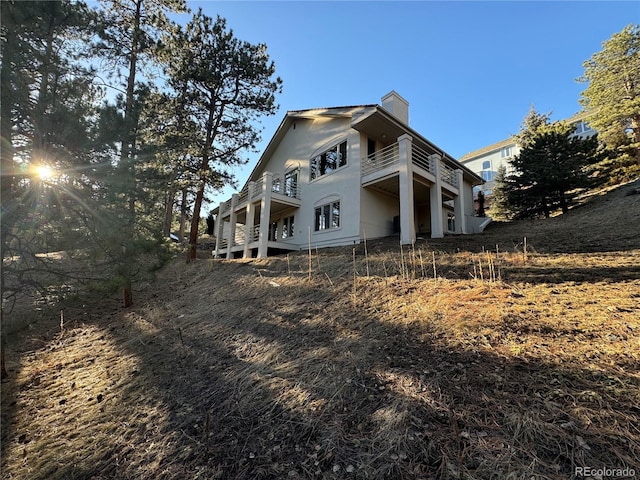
[447,213,455,232]
[268,221,278,241]
[284,170,298,198]
[501,147,512,158]
[282,215,294,239]
[310,141,347,180]
[575,121,592,134]
[314,201,340,231]
[481,160,494,182]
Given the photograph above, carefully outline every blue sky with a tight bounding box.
[173,1,637,210]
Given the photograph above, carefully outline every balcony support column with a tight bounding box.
[243,181,256,258]
[398,134,415,245]
[453,169,466,234]
[257,172,273,258]
[226,194,238,259]
[214,201,225,258]
[430,155,444,238]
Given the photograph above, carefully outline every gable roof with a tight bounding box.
[350,105,482,183]
[241,101,483,189]
[241,105,377,186]
[458,137,515,162]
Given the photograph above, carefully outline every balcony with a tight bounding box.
[361,141,459,191]
[214,171,301,258]
[271,173,301,205]
[220,171,301,216]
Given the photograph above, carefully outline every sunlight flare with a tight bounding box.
[35,164,54,180]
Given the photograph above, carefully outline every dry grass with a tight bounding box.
[2,179,640,479]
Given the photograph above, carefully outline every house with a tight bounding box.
[458,111,597,209]
[212,91,484,259]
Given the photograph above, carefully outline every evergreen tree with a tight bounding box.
[162,11,282,261]
[0,0,105,378]
[94,0,186,305]
[506,121,599,219]
[513,106,551,148]
[488,165,511,220]
[579,24,640,165]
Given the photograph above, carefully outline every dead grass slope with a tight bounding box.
[2,180,639,480]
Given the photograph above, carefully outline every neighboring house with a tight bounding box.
[459,112,597,206]
[212,91,484,259]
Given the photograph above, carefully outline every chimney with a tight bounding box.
[381,91,409,125]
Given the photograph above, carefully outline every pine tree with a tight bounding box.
[579,24,640,165]
[94,0,186,305]
[513,106,551,148]
[162,11,282,261]
[0,0,103,378]
[507,121,599,218]
[488,165,511,220]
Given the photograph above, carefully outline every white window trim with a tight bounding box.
[501,146,513,159]
[313,197,341,234]
[309,137,349,183]
[281,215,295,239]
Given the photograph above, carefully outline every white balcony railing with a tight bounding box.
[271,174,301,199]
[250,181,262,198]
[412,144,436,175]
[220,199,232,214]
[361,143,400,176]
[249,224,260,242]
[238,185,249,204]
[362,141,459,189]
[440,162,458,188]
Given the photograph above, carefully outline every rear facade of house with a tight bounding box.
[213,92,484,259]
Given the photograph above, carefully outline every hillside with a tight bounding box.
[2,179,639,479]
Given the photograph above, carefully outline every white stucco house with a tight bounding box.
[212,91,484,259]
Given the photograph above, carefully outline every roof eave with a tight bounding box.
[353,107,483,184]
[240,105,378,189]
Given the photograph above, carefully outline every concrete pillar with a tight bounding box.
[243,182,256,258]
[398,134,416,245]
[226,194,238,259]
[214,202,225,258]
[429,154,444,238]
[257,172,273,258]
[453,169,466,234]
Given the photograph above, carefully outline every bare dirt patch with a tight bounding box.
[2,179,639,479]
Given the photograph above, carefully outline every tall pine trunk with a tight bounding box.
[188,181,206,262]
[120,0,143,307]
[187,89,220,262]
[162,190,175,237]
[632,115,640,165]
[179,188,188,243]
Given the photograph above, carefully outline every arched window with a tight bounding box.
[310,141,347,180]
[314,196,341,231]
[481,160,493,182]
